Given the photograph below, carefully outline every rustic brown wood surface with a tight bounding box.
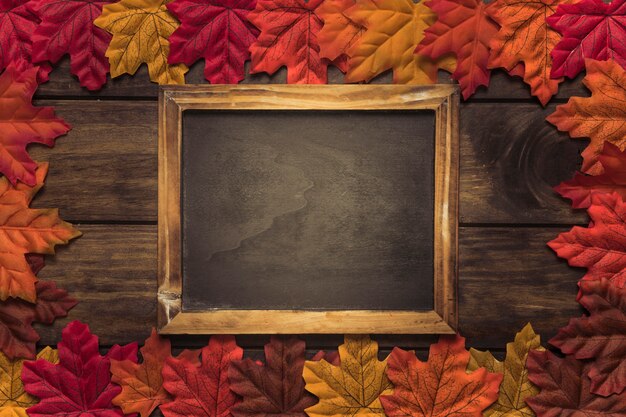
[29,63,588,351]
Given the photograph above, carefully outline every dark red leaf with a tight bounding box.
[229,336,315,417]
[526,349,626,415]
[549,279,626,396]
[29,0,113,90]
[167,0,258,84]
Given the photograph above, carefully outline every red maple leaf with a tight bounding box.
[247,0,333,84]
[416,0,499,99]
[28,0,113,91]
[526,349,626,415]
[0,64,69,186]
[548,0,626,79]
[21,320,138,417]
[0,0,50,82]
[228,336,318,417]
[556,142,626,209]
[167,0,258,84]
[549,192,626,289]
[549,279,626,396]
[161,335,242,417]
[380,335,502,417]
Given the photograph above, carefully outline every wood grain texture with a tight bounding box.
[34,58,588,101]
[33,225,581,348]
[29,101,586,224]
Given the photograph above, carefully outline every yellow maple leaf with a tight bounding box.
[303,335,392,417]
[468,324,544,417]
[344,0,455,84]
[0,347,58,417]
[94,0,187,85]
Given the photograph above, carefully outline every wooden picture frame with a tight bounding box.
[158,84,459,335]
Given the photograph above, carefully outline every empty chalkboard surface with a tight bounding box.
[158,85,459,334]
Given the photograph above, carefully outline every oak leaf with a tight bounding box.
[228,336,318,417]
[556,142,626,209]
[416,0,499,99]
[161,335,242,417]
[303,335,392,417]
[468,324,544,417]
[549,192,626,289]
[0,162,80,302]
[21,321,138,417]
[0,347,57,417]
[167,0,258,84]
[549,279,626,396]
[93,0,187,85]
[547,59,626,174]
[0,64,70,186]
[248,0,335,84]
[548,0,626,80]
[380,335,501,417]
[0,0,50,82]
[317,0,364,63]
[28,0,113,90]
[526,349,626,416]
[486,0,572,106]
[111,328,175,417]
[344,0,455,84]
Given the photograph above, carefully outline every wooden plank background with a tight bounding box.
[30,58,589,351]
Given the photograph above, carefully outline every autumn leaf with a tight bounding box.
[0,64,70,186]
[0,162,80,303]
[21,321,138,417]
[344,0,455,84]
[94,0,187,85]
[0,347,57,417]
[486,0,572,106]
[548,0,626,80]
[468,324,544,417]
[547,59,626,174]
[549,192,626,289]
[380,335,501,417]
[228,336,316,417]
[248,0,337,84]
[303,335,391,417]
[549,279,626,396]
[317,0,364,63]
[0,0,50,82]
[526,349,626,416]
[556,142,626,209]
[161,335,242,417]
[167,0,258,84]
[0,279,76,360]
[28,0,113,90]
[111,329,175,417]
[416,0,499,99]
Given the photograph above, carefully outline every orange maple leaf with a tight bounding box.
[486,0,573,106]
[0,163,80,302]
[416,0,499,100]
[547,59,626,175]
[344,0,455,84]
[111,329,174,417]
[317,0,364,63]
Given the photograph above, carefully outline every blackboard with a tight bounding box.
[181,110,435,311]
[158,85,459,334]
